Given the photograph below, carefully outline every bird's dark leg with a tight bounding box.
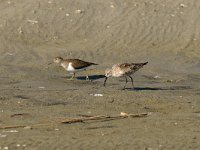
[128,76,134,89]
[123,76,128,90]
[103,77,108,87]
[70,73,75,80]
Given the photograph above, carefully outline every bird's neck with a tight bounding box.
[59,61,64,66]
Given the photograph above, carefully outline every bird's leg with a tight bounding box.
[123,76,128,90]
[83,69,91,81]
[128,76,134,89]
[69,73,75,80]
[103,77,108,87]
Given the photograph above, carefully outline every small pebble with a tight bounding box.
[120,112,128,116]
[24,126,32,130]
[101,132,104,136]
[3,130,18,133]
[154,75,160,79]
[90,93,103,97]
[6,53,13,56]
[75,9,84,14]
[17,27,23,34]
[110,5,114,8]
[180,4,187,8]
[27,19,38,25]
[38,86,45,89]
[0,134,7,138]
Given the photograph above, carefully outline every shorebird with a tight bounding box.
[104,62,148,89]
[54,57,98,80]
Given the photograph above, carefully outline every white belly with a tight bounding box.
[66,63,85,72]
[112,71,124,77]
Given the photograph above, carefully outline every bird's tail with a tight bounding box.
[132,62,148,66]
[91,63,98,65]
[143,62,148,66]
[131,61,148,72]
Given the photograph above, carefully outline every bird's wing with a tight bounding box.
[118,63,133,74]
[68,59,97,69]
[118,62,148,74]
[130,62,148,72]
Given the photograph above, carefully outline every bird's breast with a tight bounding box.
[66,63,75,72]
[112,69,124,77]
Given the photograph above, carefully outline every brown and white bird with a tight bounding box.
[54,57,98,80]
[104,62,148,89]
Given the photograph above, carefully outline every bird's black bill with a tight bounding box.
[48,62,53,65]
[103,77,108,87]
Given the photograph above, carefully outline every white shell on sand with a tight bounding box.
[75,9,84,14]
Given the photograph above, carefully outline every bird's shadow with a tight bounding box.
[126,86,192,91]
[77,75,105,81]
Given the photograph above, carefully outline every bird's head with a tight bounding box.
[54,57,63,64]
[105,69,112,77]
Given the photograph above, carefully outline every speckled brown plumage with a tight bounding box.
[104,62,148,89]
[54,57,98,80]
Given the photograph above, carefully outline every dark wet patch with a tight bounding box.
[44,100,69,106]
[168,86,191,90]
[14,95,30,99]
[126,86,192,91]
[77,75,105,80]
[10,113,31,118]
[86,125,115,130]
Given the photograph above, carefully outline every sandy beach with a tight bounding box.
[0,0,200,149]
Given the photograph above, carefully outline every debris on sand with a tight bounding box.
[180,4,188,8]
[17,27,23,34]
[0,133,7,138]
[27,19,38,25]
[5,53,13,56]
[3,130,18,133]
[38,86,45,89]
[153,75,161,79]
[75,9,84,14]
[110,4,115,8]
[90,93,103,97]
[24,126,32,130]
[0,112,150,129]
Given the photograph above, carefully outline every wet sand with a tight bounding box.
[0,0,200,149]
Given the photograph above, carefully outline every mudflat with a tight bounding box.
[0,0,200,149]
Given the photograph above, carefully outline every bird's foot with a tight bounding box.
[122,87,126,90]
[67,77,76,80]
[86,76,92,81]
